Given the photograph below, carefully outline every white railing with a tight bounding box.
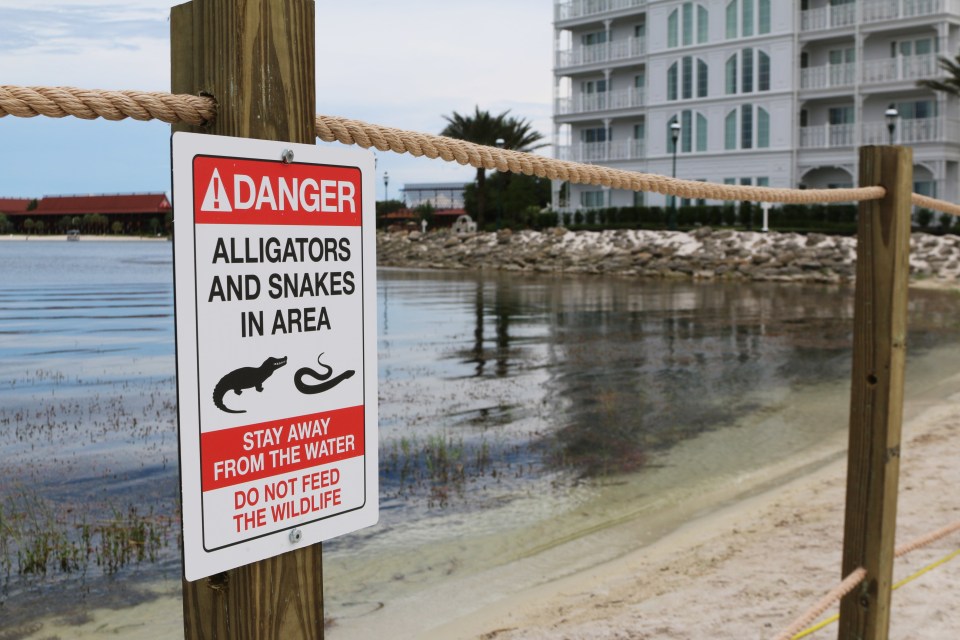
[800,63,856,90]
[555,0,646,22]
[862,118,960,144]
[556,36,646,68]
[799,123,855,148]
[555,88,646,115]
[800,3,856,31]
[861,54,938,84]
[862,0,953,22]
[558,139,646,162]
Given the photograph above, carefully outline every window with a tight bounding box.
[634,22,646,39]
[828,106,854,125]
[726,49,770,94]
[891,38,936,58]
[669,3,709,48]
[897,100,936,119]
[669,110,708,153]
[582,127,609,143]
[669,56,708,101]
[581,79,607,94]
[726,0,771,39]
[635,71,646,89]
[725,104,770,149]
[582,31,607,46]
[581,191,605,208]
[634,122,646,140]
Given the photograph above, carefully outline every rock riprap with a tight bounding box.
[376,227,960,284]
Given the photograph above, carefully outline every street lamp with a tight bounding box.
[885,104,899,145]
[669,120,681,230]
[383,171,389,201]
[495,138,506,229]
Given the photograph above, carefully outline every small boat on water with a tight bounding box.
[66,229,80,241]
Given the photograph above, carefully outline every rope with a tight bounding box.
[911,192,960,217]
[315,114,885,205]
[0,85,213,125]
[773,519,960,640]
[0,85,885,205]
[771,567,867,640]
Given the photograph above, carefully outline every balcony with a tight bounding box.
[862,0,959,22]
[800,63,856,90]
[861,118,960,144]
[800,3,856,32]
[556,88,646,115]
[800,118,960,148]
[861,54,938,84]
[554,0,646,22]
[556,36,646,70]
[558,139,646,162]
[799,123,856,148]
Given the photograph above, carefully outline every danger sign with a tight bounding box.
[172,133,378,581]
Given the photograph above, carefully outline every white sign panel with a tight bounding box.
[172,132,377,581]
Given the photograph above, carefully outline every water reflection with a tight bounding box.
[377,270,958,482]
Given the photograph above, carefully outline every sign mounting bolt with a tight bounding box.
[282,149,294,164]
[289,528,303,544]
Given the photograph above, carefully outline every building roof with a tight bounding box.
[0,198,33,214]
[32,193,172,216]
[401,182,471,191]
[434,208,467,217]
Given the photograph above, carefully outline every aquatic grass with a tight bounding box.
[0,489,176,585]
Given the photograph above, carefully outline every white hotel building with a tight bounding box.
[551,0,960,212]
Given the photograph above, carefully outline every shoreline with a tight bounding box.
[0,234,168,242]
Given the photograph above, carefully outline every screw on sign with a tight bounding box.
[172,133,378,581]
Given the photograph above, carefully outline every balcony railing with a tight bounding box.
[555,88,646,115]
[801,118,960,148]
[800,3,856,31]
[799,123,856,148]
[862,54,938,83]
[557,139,646,162]
[861,118,960,144]
[555,0,646,22]
[556,36,646,69]
[800,63,856,90]
[862,0,957,22]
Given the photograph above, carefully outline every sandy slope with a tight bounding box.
[425,368,960,640]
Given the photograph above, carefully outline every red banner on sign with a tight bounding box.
[193,156,363,227]
[200,405,365,491]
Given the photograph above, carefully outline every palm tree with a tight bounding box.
[441,107,546,228]
[917,53,960,96]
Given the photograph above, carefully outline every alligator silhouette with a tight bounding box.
[294,353,355,395]
[213,356,287,414]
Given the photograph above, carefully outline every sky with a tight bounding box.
[0,0,554,202]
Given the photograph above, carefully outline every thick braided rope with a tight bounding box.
[911,193,960,217]
[0,85,214,125]
[771,567,867,640]
[895,520,960,558]
[315,114,885,205]
[772,519,960,640]
[0,85,891,204]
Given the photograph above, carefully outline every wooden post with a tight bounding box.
[837,145,912,640]
[170,1,322,638]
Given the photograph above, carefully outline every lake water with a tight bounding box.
[2,239,960,636]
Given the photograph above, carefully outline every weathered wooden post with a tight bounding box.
[837,145,912,640]
[170,1,323,637]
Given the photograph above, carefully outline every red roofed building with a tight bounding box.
[0,198,33,215]
[3,193,172,235]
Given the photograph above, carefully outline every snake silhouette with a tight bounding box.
[294,353,355,395]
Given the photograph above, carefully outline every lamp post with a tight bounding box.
[885,104,899,145]
[669,120,681,231]
[495,137,506,229]
[383,171,390,201]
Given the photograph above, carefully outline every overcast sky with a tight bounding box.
[0,0,553,201]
